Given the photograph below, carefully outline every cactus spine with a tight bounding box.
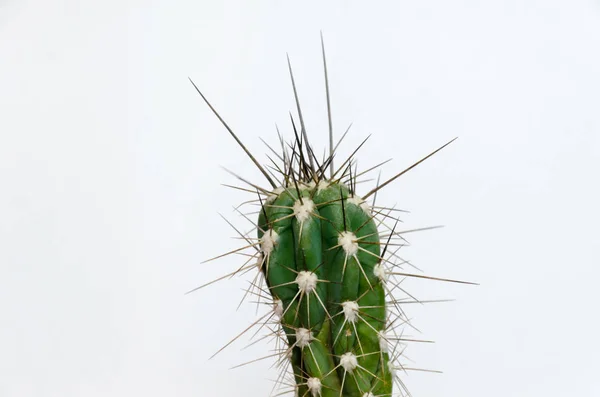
[189,37,473,397]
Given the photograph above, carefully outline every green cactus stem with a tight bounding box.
[257,180,391,397]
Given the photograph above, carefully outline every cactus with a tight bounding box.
[256,179,392,397]
[189,37,474,397]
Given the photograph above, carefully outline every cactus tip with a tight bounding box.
[338,231,359,256]
[377,330,388,352]
[273,299,284,318]
[373,263,387,282]
[340,352,358,373]
[267,187,285,203]
[341,301,359,323]
[260,229,279,254]
[295,271,318,293]
[307,377,322,396]
[293,198,315,222]
[295,328,314,348]
[348,195,371,214]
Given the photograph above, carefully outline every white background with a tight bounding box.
[1,1,599,396]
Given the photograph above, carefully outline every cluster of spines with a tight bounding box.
[188,35,475,397]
